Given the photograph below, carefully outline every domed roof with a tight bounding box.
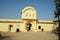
[21,6,36,13]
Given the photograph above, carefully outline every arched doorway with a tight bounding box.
[26,23,32,31]
[38,26,41,29]
[16,29,20,32]
[9,25,13,31]
[16,25,20,32]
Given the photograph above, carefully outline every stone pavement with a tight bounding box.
[0,32,59,40]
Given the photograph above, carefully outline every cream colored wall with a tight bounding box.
[22,10,36,19]
[31,21,37,31]
[37,23,54,32]
[0,23,25,32]
[0,23,8,32]
[0,21,57,32]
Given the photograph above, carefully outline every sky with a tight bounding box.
[0,0,56,20]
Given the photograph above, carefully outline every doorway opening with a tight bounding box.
[38,26,41,29]
[16,28,20,32]
[16,25,20,32]
[9,25,13,31]
[26,23,32,31]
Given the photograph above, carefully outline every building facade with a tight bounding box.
[0,6,58,32]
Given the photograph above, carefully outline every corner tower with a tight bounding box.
[21,6,36,19]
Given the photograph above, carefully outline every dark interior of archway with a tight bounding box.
[26,23,32,31]
[38,26,41,29]
[16,29,20,32]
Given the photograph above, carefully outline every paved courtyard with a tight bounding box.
[0,32,59,40]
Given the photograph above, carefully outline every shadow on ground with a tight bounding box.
[0,36,13,40]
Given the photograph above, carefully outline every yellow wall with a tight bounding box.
[0,23,25,32]
[0,21,57,32]
[37,23,54,32]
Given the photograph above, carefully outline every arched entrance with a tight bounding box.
[26,23,32,31]
[38,26,41,29]
[16,25,20,32]
[9,25,13,31]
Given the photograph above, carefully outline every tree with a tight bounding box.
[54,0,60,40]
[54,0,60,27]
